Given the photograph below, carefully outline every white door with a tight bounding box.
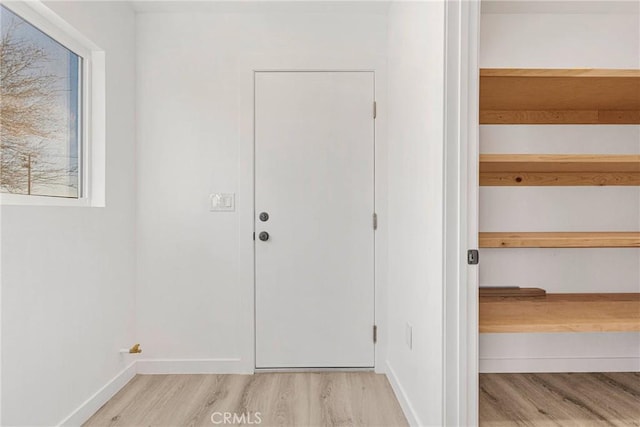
[255,71,375,368]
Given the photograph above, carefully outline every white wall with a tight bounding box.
[1,1,137,425]
[135,6,388,372]
[386,2,446,425]
[479,10,640,372]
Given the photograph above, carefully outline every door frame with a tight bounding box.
[237,54,388,374]
[252,70,377,369]
[443,0,481,425]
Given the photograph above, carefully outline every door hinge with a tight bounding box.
[373,213,378,230]
[467,249,479,265]
[373,325,377,343]
[373,101,377,119]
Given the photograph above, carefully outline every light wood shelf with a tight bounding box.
[479,232,640,248]
[478,69,640,335]
[480,154,640,186]
[480,293,640,333]
[480,68,640,124]
[480,287,546,298]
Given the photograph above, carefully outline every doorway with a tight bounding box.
[254,71,376,369]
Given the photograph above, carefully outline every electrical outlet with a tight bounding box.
[406,323,413,350]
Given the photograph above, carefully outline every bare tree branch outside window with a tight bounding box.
[1,5,81,198]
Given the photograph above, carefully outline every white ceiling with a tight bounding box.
[131,0,391,14]
[482,0,640,15]
[129,0,640,16]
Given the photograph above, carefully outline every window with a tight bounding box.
[0,1,105,206]
[1,4,82,198]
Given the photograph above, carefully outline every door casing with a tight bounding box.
[253,71,376,369]
[236,57,388,376]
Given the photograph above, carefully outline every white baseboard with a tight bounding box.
[385,361,421,427]
[56,358,248,425]
[480,357,640,373]
[57,362,136,426]
[136,358,249,374]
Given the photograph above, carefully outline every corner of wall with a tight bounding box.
[57,362,136,426]
[385,360,421,426]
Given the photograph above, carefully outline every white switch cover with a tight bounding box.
[210,193,235,211]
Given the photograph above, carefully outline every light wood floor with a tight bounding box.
[480,373,640,427]
[84,372,408,427]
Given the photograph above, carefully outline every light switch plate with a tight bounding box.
[210,193,235,211]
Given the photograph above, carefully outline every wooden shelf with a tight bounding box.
[480,68,640,124]
[480,293,640,333]
[480,154,640,186]
[479,232,640,248]
[480,287,546,298]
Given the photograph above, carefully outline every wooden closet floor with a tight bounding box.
[83,372,408,427]
[480,372,640,426]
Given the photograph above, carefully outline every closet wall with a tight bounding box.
[479,7,640,372]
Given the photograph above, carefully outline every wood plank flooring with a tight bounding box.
[480,373,640,427]
[84,372,408,427]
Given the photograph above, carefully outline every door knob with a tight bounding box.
[259,231,270,241]
[259,212,269,222]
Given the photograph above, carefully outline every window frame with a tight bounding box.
[0,1,105,207]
